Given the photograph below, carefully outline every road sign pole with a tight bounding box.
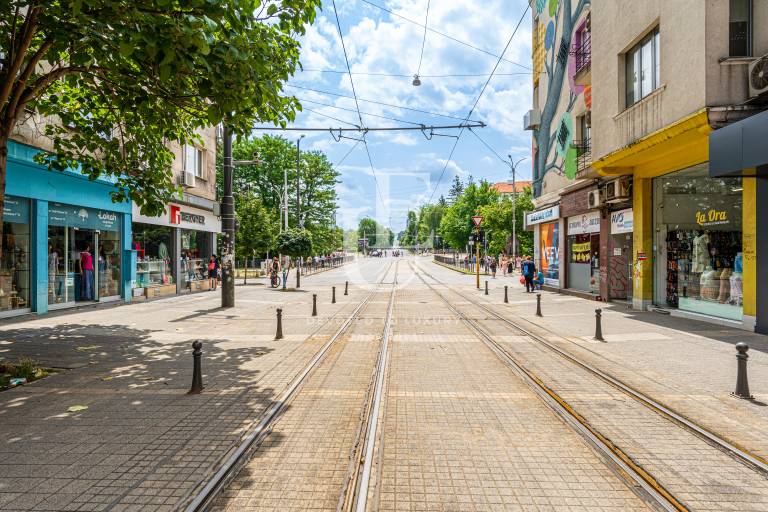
[475,229,481,289]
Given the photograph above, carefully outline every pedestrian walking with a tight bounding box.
[501,255,509,276]
[490,257,497,278]
[521,255,536,293]
[515,255,522,273]
[208,255,218,291]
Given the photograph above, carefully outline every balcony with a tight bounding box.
[571,32,591,86]
[571,138,592,173]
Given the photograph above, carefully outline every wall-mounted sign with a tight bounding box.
[695,208,729,227]
[3,195,29,224]
[637,251,647,261]
[610,208,633,234]
[48,203,120,231]
[567,211,600,235]
[134,203,220,233]
[526,205,560,226]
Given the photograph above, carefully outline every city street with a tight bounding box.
[2,255,768,511]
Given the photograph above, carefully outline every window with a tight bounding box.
[625,28,661,107]
[183,144,203,178]
[729,0,752,57]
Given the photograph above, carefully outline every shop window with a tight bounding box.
[180,229,211,291]
[184,144,204,178]
[654,166,743,321]
[625,27,661,107]
[729,0,752,57]
[1,196,30,313]
[133,224,173,292]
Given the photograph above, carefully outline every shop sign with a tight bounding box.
[567,211,600,235]
[695,208,729,227]
[637,251,647,261]
[48,203,120,231]
[3,196,29,224]
[610,208,633,234]
[136,203,218,232]
[526,205,560,226]
[571,241,592,262]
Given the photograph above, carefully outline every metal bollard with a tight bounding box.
[485,281,489,295]
[344,281,349,296]
[594,308,605,342]
[332,286,336,304]
[312,294,317,317]
[536,293,542,317]
[188,341,203,394]
[504,285,508,304]
[275,308,284,340]
[733,342,753,399]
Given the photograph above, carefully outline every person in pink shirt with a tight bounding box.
[79,242,94,301]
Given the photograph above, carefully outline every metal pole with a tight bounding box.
[536,293,542,317]
[275,308,284,340]
[594,308,605,341]
[188,341,203,394]
[283,170,288,230]
[296,135,305,229]
[475,230,480,289]
[312,294,317,317]
[733,342,753,399]
[504,285,508,303]
[221,125,235,308]
[512,162,516,262]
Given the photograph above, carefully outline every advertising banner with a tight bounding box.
[538,222,560,284]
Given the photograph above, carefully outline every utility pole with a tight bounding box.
[221,125,235,308]
[296,135,305,229]
[508,155,528,264]
[283,168,289,230]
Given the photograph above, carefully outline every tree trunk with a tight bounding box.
[0,135,8,271]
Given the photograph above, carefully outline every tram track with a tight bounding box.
[183,261,398,512]
[412,260,768,511]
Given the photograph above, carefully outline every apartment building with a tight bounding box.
[524,0,768,332]
[1,114,219,317]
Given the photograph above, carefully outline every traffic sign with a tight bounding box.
[471,216,483,227]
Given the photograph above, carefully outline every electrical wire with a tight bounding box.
[301,106,360,128]
[300,69,532,78]
[427,2,530,204]
[416,0,430,77]
[298,97,424,127]
[468,127,507,165]
[287,84,479,123]
[335,139,362,167]
[360,0,531,71]
[331,0,386,209]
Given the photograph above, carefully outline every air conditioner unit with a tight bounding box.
[524,109,541,131]
[605,177,631,202]
[749,54,768,98]
[588,189,604,208]
[182,170,196,188]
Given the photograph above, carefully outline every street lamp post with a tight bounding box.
[508,155,528,266]
[296,135,305,229]
[221,125,235,308]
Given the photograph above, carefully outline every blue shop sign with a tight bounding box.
[48,202,120,231]
[3,196,30,224]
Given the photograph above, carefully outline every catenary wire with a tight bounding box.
[416,0,431,77]
[360,0,531,71]
[300,69,532,78]
[331,0,386,208]
[427,2,530,204]
[287,84,480,123]
[468,127,508,165]
[335,139,362,167]
[298,97,425,127]
[302,106,360,128]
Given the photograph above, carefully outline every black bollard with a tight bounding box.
[504,285,508,304]
[344,281,349,296]
[594,308,605,342]
[485,281,489,295]
[332,286,336,304]
[312,294,317,317]
[275,308,284,340]
[536,293,542,317]
[733,342,753,399]
[188,341,203,394]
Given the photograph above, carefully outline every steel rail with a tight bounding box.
[411,263,684,512]
[422,262,768,477]
[184,261,396,512]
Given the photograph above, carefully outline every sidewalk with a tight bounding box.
[428,259,768,460]
[0,261,373,512]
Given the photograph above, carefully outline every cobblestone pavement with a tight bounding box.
[4,256,768,510]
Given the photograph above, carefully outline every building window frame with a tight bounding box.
[729,0,753,57]
[624,27,661,108]
[183,144,204,179]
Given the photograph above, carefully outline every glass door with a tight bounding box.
[48,226,75,306]
[72,228,98,302]
[97,229,121,299]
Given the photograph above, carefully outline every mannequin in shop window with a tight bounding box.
[692,230,710,273]
[48,243,58,303]
[730,252,743,305]
[79,243,94,301]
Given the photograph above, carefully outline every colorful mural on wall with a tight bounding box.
[531,0,591,195]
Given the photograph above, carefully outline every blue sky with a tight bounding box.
[255,0,533,232]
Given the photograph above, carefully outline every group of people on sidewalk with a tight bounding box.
[474,253,544,293]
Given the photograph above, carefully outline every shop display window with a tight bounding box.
[180,229,211,289]
[133,223,173,289]
[654,165,743,321]
[567,233,600,293]
[1,196,30,312]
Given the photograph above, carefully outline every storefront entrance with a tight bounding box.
[566,212,601,293]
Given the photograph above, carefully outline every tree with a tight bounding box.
[439,180,499,250]
[357,217,378,249]
[401,210,418,247]
[343,229,358,252]
[477,187,534,257]
[0,0,320,241]
[276,228,313,258]
[448,176,464,204]
[235,195,277,260]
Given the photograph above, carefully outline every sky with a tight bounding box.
[254,0,533,232]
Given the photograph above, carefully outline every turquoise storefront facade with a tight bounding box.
[5,140,134,315]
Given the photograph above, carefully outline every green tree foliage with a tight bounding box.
[276,228,312,258]
[357,217,379,248]
[343,229,359,252]
[400,210,418,247]
[438,179,499,250]
[447,176,464,204]
[0,1,320,220]
[235,195,277,259]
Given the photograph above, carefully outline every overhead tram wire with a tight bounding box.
[252,122,485,132]
[360,0,532,71]
[300,69,532,78]
[331,0,386,209]
[335,139,362,167]
[301,107,360,128]
[414,0,431,80]
[468,127,508,165]
[287,84,480,123]
[297,97,426,127]
[426,3,531,204]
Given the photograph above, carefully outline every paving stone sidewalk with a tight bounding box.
[0,260,374,512]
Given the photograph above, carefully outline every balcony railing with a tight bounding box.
[571,31,591,76]
[571,138,592,171]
